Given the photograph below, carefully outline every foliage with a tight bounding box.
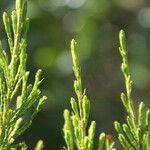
[0,0,149,149]
[1,0,149,148]
[0,0,46,149]
[114,30,150,150]
[63,39,115,150]
[63,31,150,150]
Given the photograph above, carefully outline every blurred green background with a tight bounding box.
[0,0,150,149]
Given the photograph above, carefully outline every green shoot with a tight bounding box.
[114,30,150,150]
[63,39,115,150]
[0,0,47,149]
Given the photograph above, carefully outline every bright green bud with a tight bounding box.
[70,97,79,117]
[34,69,42,87]
[98,133,105,150]
[11,10,17,35]
[146,110,150,128]
[88,121,96,150]
[119,30,127,51]
[88,121,96,140]
[64,109,70,123]
[71,39,79,69]
[16,96,22,108]
[138,102,146,128]
[3,12,11,37]
[126,116,134,130]
[8,118,22,141]
[36,96,47,111]
[122,124,130,136]
[20,142,28,150]
[114,121,122,134]
[121,93,128,109]
[35,140,44,150]
[83,96,90,125]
